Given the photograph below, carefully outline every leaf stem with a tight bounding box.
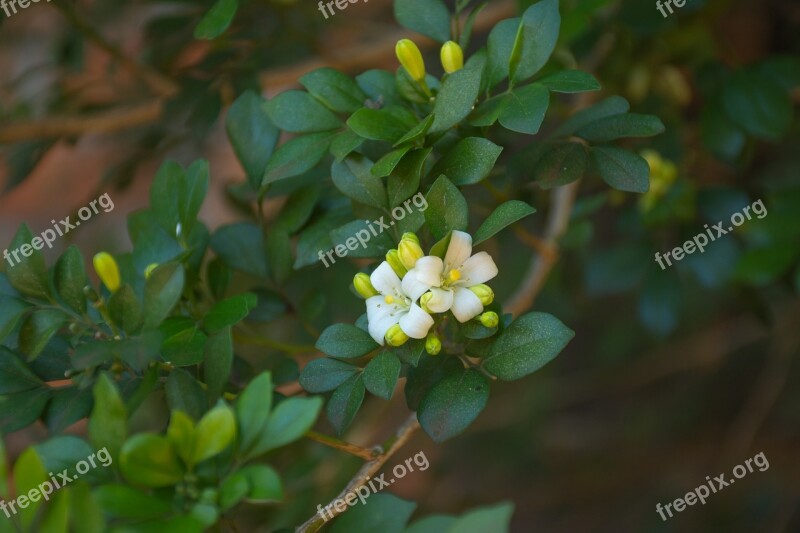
[304,431,378,461]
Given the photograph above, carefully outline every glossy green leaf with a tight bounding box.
[226,91,280,190]
[473,201,536,245]
[363,352,401,400]
[424,176,468,239]
[316,324,379,358]
[431,137,503,186]
[417,368,489,442]
[299,358,359,393]
[264,90,342,133]
[54,246,87,314]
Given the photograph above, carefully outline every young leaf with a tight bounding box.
[363,352,401,400]
[119,434,184,487]
[264,90,343,133]
[431,137,503,186]
[204,293,257,333]
[326,374,366,435]
[192,403,236,465]
[424,176,468,239]
[482,312,574,380]
[417,368,489,442]
[316,324,379,358]
[194,0,238,39]
[393,0,451,42]
[299,358,359,393]
[250,397,322,455]
[591,146,650,193]
[88,373,127,458]
[226,91,280,190]
[473,201,536,245]
[54,246,87,314]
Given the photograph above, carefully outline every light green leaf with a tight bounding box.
[193,403,236,464]
[447,502,514,532]
[88,373,127,458]
[194,0,238,39]
[119,434,184,487]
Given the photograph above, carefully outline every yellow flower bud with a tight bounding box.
[440,41,463,74]
[420,291,433,313]
[93,252,121,293]
[468,284,494,306]
[354,273,379,299]
[398,239,424,270]
[396,39,426,82]
[401,232,419,245]
[144,263,159,280]
[385,250,407,278]
[385,324,409,347]
[425,332,442,355]
[479,311,499,328]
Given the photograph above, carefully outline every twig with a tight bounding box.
[304,431,378,461]
[296,413,420,533]
[504,181,580,317]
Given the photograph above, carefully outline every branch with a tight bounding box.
[296,413,420,533]
[304,431,378,461]
[504,181,580,317]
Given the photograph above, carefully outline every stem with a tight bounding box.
[304,431,378,461]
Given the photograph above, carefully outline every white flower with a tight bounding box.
[365,261,434,345]
[404,230,498,322]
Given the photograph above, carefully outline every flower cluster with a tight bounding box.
[353,231,499,355]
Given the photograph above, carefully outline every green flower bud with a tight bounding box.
[93,252,121,293]
[479,311,499,328]
[144,263,159,279]
[398,239,424,270]
[385,249,408,278]
[401,232,419,244]
[425,332,442,355]
[353,272,379,299]
[420,291,433,313]
[396,39,426,82]
[468,284,494,306]
[440,41,464,74]
[385,324,409,347]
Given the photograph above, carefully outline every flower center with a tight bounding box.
[441,268,462,287]
[384,295,395,304]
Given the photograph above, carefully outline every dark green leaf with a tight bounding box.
[430,68,482,133]
[5,224,48,299]
[142,263,185,330]
[393,0,451,42]
[332,155,388,208]
[592,146,650,193]
[300,68,367,113]
[387,148,431,207]
[0,346,42,394]
[204,327,233,402]
[108,284,143,334]
[326,374,365,435]
[316,324,379,358]
[194,0,238,39]
[329,219,394,259]
[226,91,280,189]
[329,493,416,533]
[210,223,268,277]
[424,176,468,239]
[250,396,323,455]
[448,502,514,532]
[418,368,489,442]
[236,372,273,455]
[43,386,93,434]
[330,129,365,162]
[54,246,87,314]
[357,69,401,105]
[165,369,206,420]
[294,207,351,269]
[0,388,50,434]
[499,83,549,135]
[299,358,359,393]
[393,114,435,147]
[483,312,573,380]
[576,113,665,142]
[532,142,588,189]
[723,70,793,140]
[94,485,172,519]
[266,229,292,284]
[0,297,30,342]
[539,70,600,93]
[19,310,65,360]
[372,146,412,178]
[161,324,208,367]
[431,137,503,186]
[264,90,342,133]
[275,186,320,234]
[473,200,536,245]
[262,132,334,188]
[551,95,630,138]
[363,352,401,400]
[486,18,520,88]
[204,293,257,333]
[511,0,560,83]
[347,108,412,143]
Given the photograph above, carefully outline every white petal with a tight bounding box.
[451,287,484,322]
[370,261,402,295]
[402,269,430,301]
[444,230,473,270]
[414,256,443,287]
[399,304,434,339]
[459,252,498,285]
[366,296,401,345]
[427,287,454,313]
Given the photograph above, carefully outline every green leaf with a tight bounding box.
[539,70,601,93]
[363,352,401,400]
[0,346,42,394]
[347,107,413,143]
[165,368,206,420]
[551,95,629,138]
[734,246,798,286]
[236,372,273,455]
[251,396,322,455]
[108,284,143,334]
[88,373,128,458]
[149,160,184,237]
[430,68,482,133]
[393,0,451,42]
[168,410,195,465]
[424,176,468,239]
[406,516,457,533]
[592,146,650,193]
[486,18,520,88]
[498,83,549,135]
[448,502,514,532]
[329,219,394,259]
[483,312,574,380]
[387,148,431,207]
[181,160,210,239]
[300,68,367,113]
[299,358,359,393]
[701,100,746,162]
[329,493,416,533]
[264,90,342,133]
[274,186,320,234]
[204,327,233,402]
[204,293,257,333]
[11,447,48,529]
[241,464,283,502]
[473,200,536,245]
[262,132,334,188]
[54,246,87,314]
[576,113,665,142]
[0,296,29,341]
[142,263,185,330]
[193,403,236,464]
[5,224,48,299]
[372,146,412,178]
[43,386,93,434]
[194,0,238,39]
[532,142,588,189]
[330,129,366,162]
[357,69,401,105]
[431,138,503,186]
[293,207,351,269]
[266,229,292,284]
[393,114,435,147]
[119,434,184,487]
[211,222,268,277]
[511,0,560,83]
[417,368,489,442]
[226,91,280,190]
[316,324,379,358]
[19,309,65,360]
[326,374,365,435]
[161,323,208,366]
[723,70,793,140]
[459,2,488,49]
[332,155,388,208]
[94,485,173,519]
[0,387,50,434]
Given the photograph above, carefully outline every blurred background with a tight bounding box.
[1,0,799,531]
